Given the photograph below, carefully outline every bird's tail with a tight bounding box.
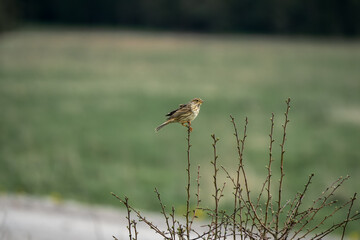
[155,120,171,132]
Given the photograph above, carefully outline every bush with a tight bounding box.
[112,98,359,239]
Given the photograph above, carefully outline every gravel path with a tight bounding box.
[0,195,163,240]
[0,195,340,240]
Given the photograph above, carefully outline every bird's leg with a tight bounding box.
[181,122,192,132]
[187,121,193,132]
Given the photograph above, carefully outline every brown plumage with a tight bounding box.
[155,98,203,132]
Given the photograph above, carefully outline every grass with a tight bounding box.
[0,28,360,233]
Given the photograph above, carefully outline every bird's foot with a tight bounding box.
[187,121,192,132]
[181,122,193,132]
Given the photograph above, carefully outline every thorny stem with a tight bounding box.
[262,113,275,238]
[186,123,192,240]
[189,165,201,230]
[155,188,173,239]
[170,207,176,240]
[230,115,245,240]
[289,174,314,221]
[111,192,171,239]
[132,220,138,240]
[341,193,357,240]
[310,212,360,240]
[276,98,291,238]
[211,134,220,239]
[221,165,246,238]
[125,197,133,240]
[231,116,275,237]
[279,174,314,239]
[231,115,275,238]
[289,176,350,240]
[299,197,356,239]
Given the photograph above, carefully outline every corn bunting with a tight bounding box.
[155,98,203,132]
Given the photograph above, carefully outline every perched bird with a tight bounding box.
[155,98,203,132]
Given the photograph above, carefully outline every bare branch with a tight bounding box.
[276,97,291,237]
[111,192,171,239]
[185,123,192,240]
[155,188,174,239]
[263,112,275,237]
[341,193,357,240]
[189,165,202,230]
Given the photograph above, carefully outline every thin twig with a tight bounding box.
[230,115,242,240]
[275,97,291,238]
[170,207,176,240]
[211,134,220,239]
[186,123,192,240]
[298,197,356,239]
[189,165,201,230]
[264,113,275,235]
[155,187,174,239]
[111,192,171,239]
[310,211,360,240]
[341,193,357,240]
[125,197,133,240]
[132,220,138,240]
[231,116,276,238]
[290,176,350,239]
[258,113,275,239]
[280,173,314,238]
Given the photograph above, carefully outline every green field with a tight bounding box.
[1,29,360,234]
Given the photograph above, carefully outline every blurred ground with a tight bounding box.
[1,195,352,240]
[0,195,169,240]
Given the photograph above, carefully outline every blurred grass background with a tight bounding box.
[0,28,360,233]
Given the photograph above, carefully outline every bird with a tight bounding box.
[155,98,203,132]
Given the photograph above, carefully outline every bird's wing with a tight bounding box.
[166,109,178,117]
[166,104,190,118]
